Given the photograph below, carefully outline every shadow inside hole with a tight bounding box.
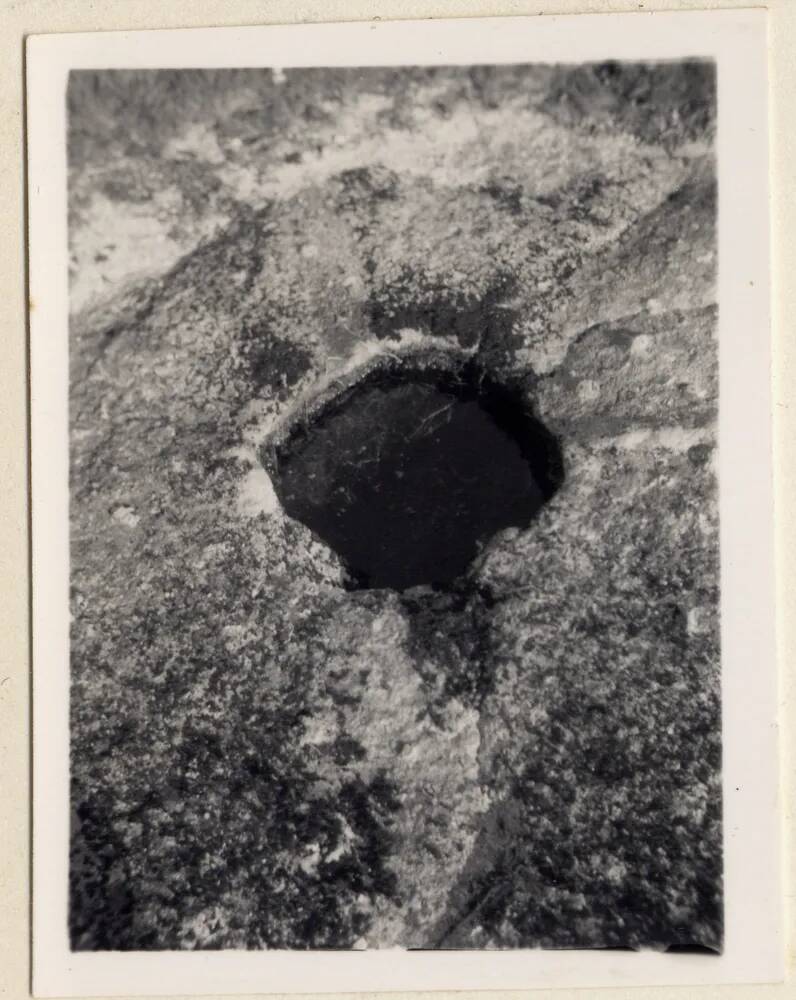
[268,360,564,591]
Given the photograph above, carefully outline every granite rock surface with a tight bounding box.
[68,64,721,950]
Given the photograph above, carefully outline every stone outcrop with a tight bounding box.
[68,63,720,951]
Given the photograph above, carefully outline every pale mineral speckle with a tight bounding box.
[236,464,279,518]
[111,505,140,528]
[688,606,713,637]
[577,379,601,402]
[594,425,715,453]
[630,333,654,356]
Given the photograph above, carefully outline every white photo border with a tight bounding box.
[28,10,780,996]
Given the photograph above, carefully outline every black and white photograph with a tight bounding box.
[27,11,778,995]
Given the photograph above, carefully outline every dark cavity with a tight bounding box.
[268,362,563,591]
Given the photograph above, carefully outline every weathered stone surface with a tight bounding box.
[68,64,720,950]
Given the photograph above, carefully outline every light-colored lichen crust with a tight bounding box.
[68,63,720,950]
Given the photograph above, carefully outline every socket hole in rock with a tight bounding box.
[268,360,563,591]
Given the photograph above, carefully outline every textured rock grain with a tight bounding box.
[68,64,720,950]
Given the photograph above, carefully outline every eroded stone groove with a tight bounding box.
[267,360,563,591]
